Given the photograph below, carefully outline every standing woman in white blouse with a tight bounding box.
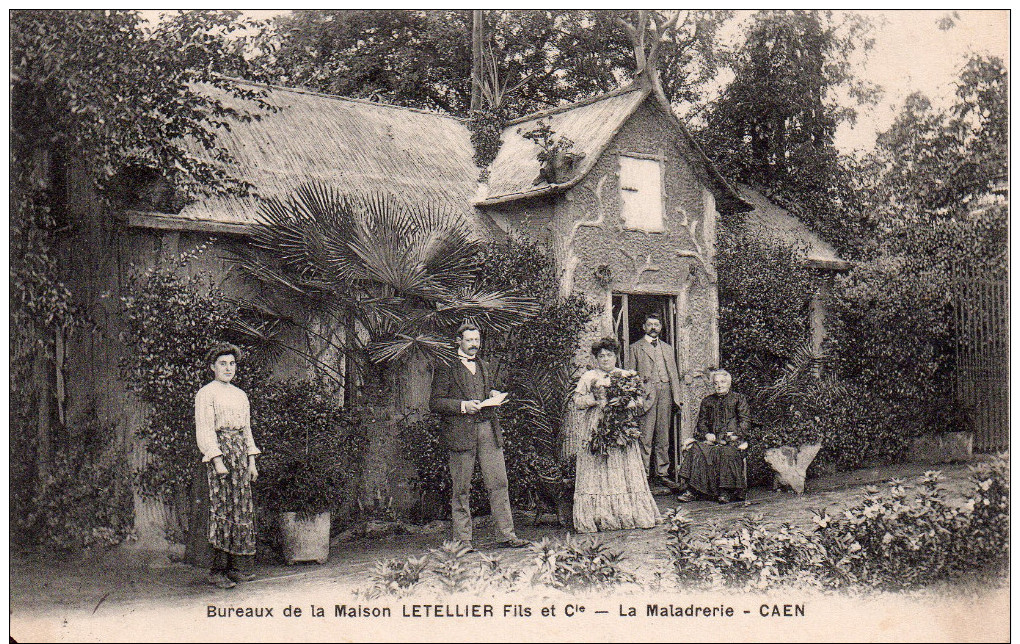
[195,343,261,589]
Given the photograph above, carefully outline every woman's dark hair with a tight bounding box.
[590,336,620,356]
[204,342,243,367]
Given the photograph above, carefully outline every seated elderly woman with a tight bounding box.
[677,369,750,504]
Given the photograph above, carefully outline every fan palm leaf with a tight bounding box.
[237,183,540,368]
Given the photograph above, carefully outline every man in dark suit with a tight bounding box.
[430,321,528,550]
[626,313,683,492]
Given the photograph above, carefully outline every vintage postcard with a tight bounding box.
[9,9,1009,642]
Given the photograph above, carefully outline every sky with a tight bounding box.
[141,9,1008,154]
[829,10,1008,152]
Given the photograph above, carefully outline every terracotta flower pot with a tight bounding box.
[279,511,330,564]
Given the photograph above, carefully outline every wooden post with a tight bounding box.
[33,350,53,477]
[470,10,484,111]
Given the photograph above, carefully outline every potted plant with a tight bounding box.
[259,452,341,564]
[252,378,366,565]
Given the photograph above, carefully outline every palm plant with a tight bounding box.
[234,184,540,501]
[235,183,539,390]
[759,340,847,408]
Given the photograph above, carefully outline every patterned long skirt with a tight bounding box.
[572,407,662,533]
[206,428,256,555]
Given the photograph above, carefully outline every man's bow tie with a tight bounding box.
[461,356,477,362]
[650,339,659,347]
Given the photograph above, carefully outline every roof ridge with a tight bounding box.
[505,83,648,126]
[227,77,467,121]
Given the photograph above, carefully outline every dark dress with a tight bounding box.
[681,391,752,498]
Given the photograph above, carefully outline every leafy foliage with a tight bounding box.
[667,510,823,591]
[10,10,273,503]
[666,459,1009,591]
[254,10,731,120]
[253,378,367,516]
[430,540,479,593]
[812,461,1009,589]
[11,411,135,553]
[119,251,267,504]
[468,107,509,174]
[238,184,540,375]
[716,223,816,395]
[11,10,270,199]
[587,371,644,456]
[529,535,635,590]
[365,555,432,598]
[830,53,1009,443]
[522,120,583,184]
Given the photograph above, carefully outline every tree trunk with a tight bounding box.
[360,355,431,515]
[470,10,484,111]
[33,349,53,478]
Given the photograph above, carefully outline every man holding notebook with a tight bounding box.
[430,321,529,550]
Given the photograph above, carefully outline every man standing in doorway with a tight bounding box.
[430,321,529,550]
[627,313,683,493]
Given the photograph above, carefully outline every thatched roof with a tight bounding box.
[177,82,478,226]
[479,87,647,205]
[475,83,750,214]
[143,80,746,235]
[738,185,850,271]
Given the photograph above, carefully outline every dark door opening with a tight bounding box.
[612,293,674,361]
[611,292,682,480]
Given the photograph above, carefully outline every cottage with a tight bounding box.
[46,71,776,547]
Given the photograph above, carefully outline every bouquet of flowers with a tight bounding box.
[589,370,645,457]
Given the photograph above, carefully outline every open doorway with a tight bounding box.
[612,293,675,362]
[611,292,683,481]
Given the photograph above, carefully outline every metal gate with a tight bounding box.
[953,269,1009,452]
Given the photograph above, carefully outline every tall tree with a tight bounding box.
[252,9,731,119]
[697,9,878,256]
[831,52,1008,440]
[867,54,1008,220]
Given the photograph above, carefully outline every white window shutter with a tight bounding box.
[619,156,664,232]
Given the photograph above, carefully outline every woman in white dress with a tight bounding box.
[571,337,661,533]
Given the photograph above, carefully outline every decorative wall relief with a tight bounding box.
[674,204,715,283]
[621,249,661,284]
[559,174,608,296]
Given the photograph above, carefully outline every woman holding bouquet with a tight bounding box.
[571,337,661,533]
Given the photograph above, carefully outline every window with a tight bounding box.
[619,155,664,232]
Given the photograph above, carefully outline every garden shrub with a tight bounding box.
[120,250,268,515]
[12,410,135,553]
[666,457,1009,591]
[813,459,1009,589]
[248,377,366,562]
[363,543,521,598]
[254,377,367,518]
[365,554,431,598]
[666,510,823,591]
[528,535,635,591]
[716,222,816,397]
